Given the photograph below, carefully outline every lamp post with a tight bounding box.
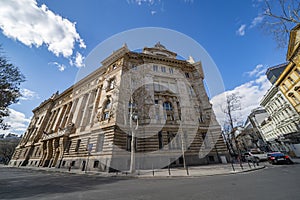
[129,95,139,174]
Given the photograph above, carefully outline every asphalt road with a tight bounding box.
[1,164,300,200]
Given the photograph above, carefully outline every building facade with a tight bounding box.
[260,85,300,155]
[10,43,228,171]
[236,108,269,152]
[276,24,300,114]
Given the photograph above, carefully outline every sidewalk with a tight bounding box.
[3,161,267,178]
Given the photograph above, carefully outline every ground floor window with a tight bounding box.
[94,160,99,168]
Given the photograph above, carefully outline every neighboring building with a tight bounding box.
[260,24,300,157]
[260,85,300,155]
[10,43,228,172]
[266,63,288,84]
[236,108,269,152]
[275,24,300,114]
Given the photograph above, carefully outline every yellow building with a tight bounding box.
[276,24,300,113]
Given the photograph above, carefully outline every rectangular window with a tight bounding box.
[66,140,72,153]
[295,68,300,76]
[288,77,295,84]
[103,111,110,120]
[126,136,137,151]
[161,66,166,73]
[75,139,81,152]
[96,134,105,152]
[282,83,289,90]
[209,156,215,162]
[131,64,137,70]
[158,131,163,149]
[169,68,174,74]
[94,161,100,168]
[185,72,190,78]
[153,65,158,72]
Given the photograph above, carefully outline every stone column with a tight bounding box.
[91,87,102,127]
[158,97,164,124]
[172,97,179,121]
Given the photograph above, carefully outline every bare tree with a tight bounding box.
[223,93,241,132]
[222,93,242,157]
[261,0,300,48]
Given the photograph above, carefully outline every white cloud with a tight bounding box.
[129,0,156,5]
[250,15,264,28]
[49,62,66,72]
[211,74,271,128]
[245,64,267,77]
[20,88,40,100]
[236,24,246,36]
[151,10,157,15]
[2,109,31,136]
[69,52,85,68]
[0,0,85,62]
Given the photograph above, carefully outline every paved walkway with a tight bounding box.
[2,161,272,178]
[4,158,299,178]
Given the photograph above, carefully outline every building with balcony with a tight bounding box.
[10,43,228,171]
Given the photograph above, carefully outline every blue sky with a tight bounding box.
[0,0,286,135]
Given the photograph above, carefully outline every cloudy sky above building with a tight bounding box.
[0,0,286,135]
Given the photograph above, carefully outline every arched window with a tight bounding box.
[163,102,173,111]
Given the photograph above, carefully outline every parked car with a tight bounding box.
[267,152,294,165]
[243,151,268,162]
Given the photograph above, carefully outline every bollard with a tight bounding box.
[152,164,154,176]
[231,160,235,172]
[168,165,171,176]
[239,162,244,170]
[186,166,189,176]
[247,160,252,169]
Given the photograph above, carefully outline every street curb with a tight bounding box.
[1,164,266,179]
[129,165,266,179]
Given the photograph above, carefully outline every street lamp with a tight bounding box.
[129,96,138,174]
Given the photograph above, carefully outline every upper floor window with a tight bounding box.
[163,102,173,111]
[169,68,174,74]
[185,72,190,78]
[131,64,137,70]
[288,77,295,84]
[161,66,166,73]
[295,68,300,77]
[75,139,81,152]
[282,83,288,91]
[107,78,115,90]
[103,111,110,120]
[153,65,158,72]
[104,99,111,110]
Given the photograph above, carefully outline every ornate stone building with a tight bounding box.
[10,43,228,172]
